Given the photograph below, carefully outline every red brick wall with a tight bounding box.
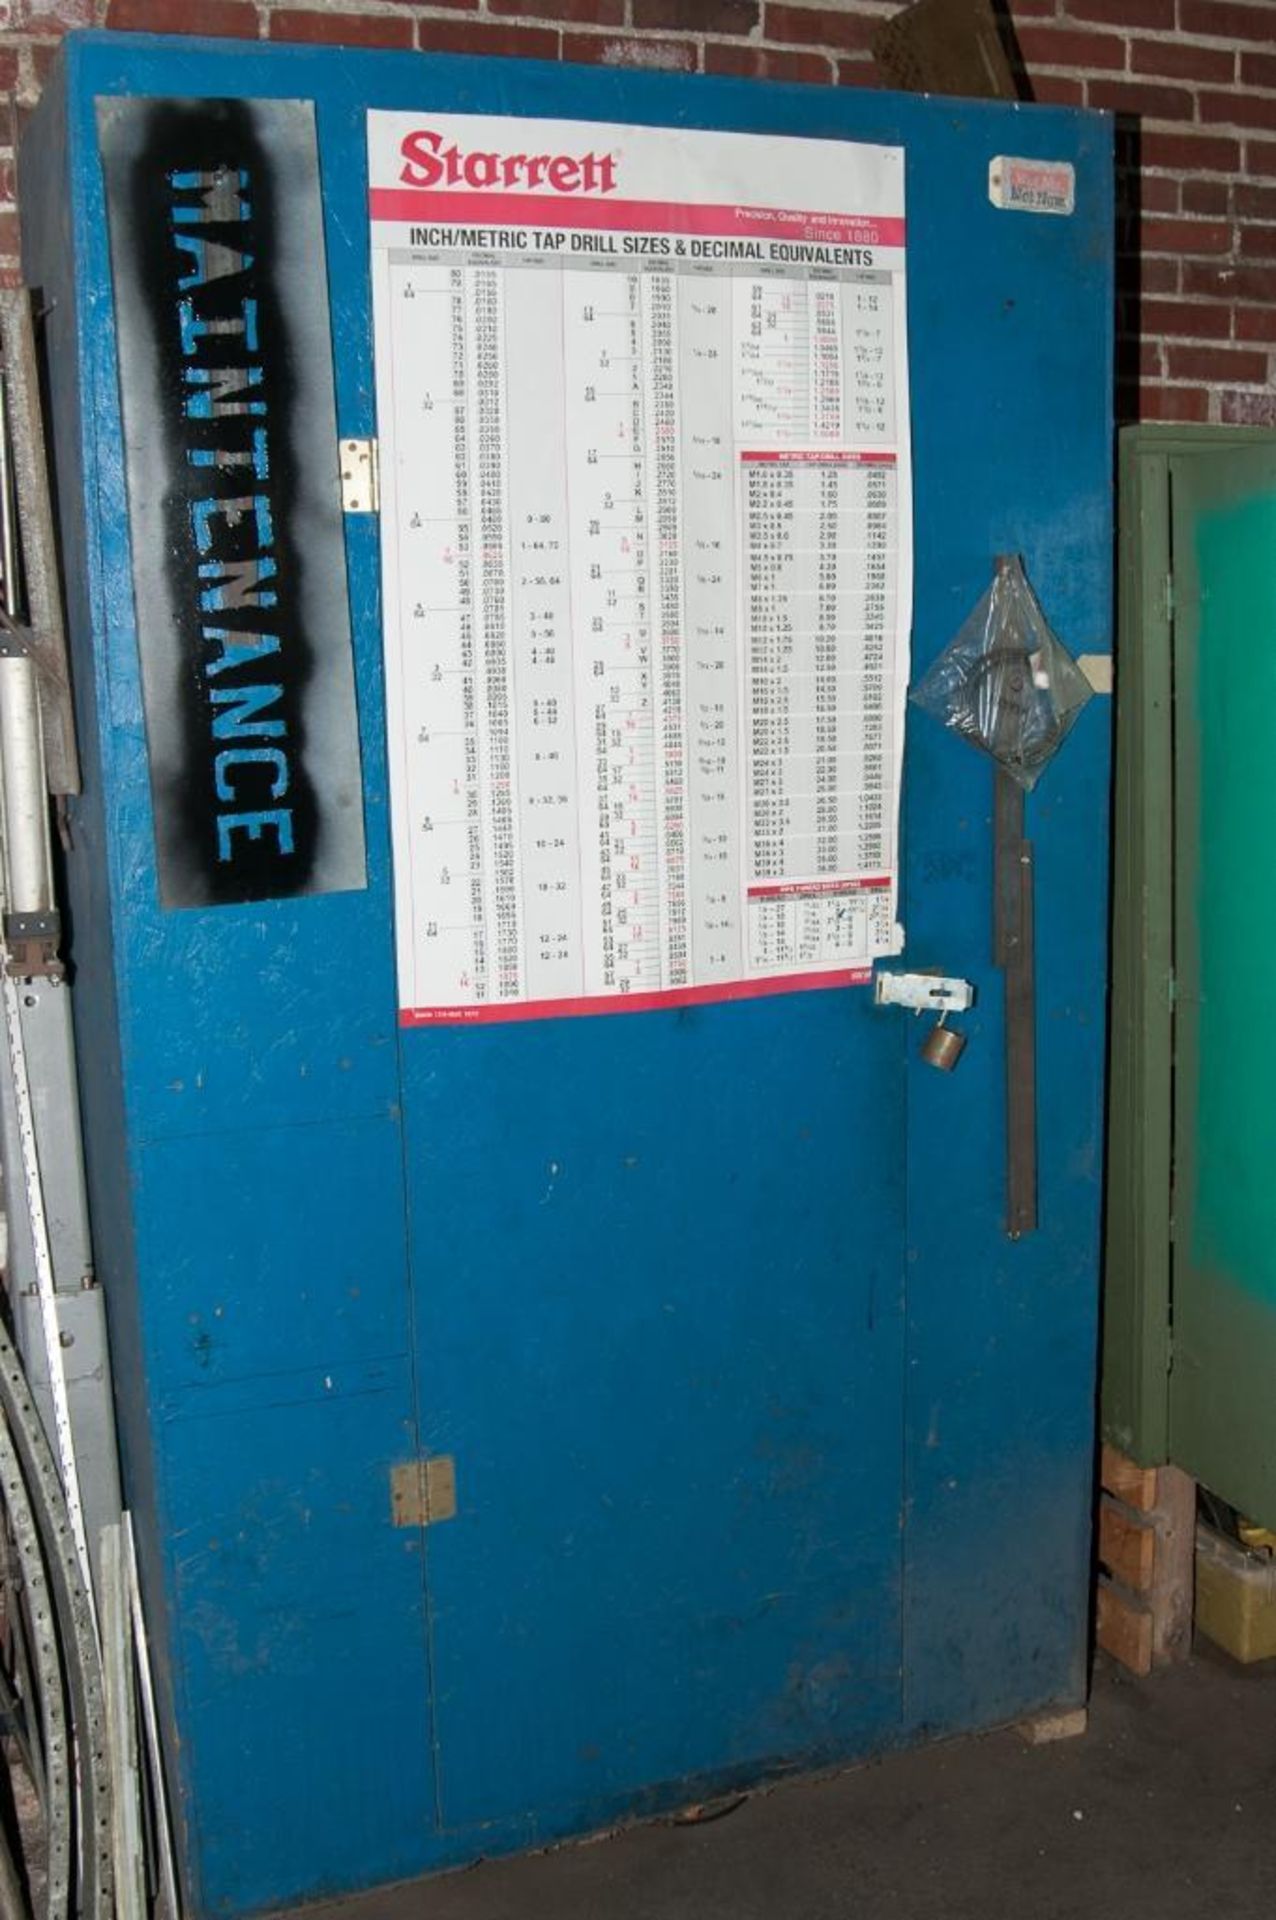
[3,0,1276,426]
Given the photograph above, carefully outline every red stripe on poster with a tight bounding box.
[747,877,891,899]
[740,450,897,464]
[399,967,871,1027]
[370,189,905,248]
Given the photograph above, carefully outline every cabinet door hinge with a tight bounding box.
[341,437,379,514]
[390,1454,457,1528]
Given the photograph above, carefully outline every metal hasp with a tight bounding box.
[874,971,975,1013]
[994,768,1037,1237]
[876,971,975,1074]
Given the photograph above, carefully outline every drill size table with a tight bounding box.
[370,113,911,1023]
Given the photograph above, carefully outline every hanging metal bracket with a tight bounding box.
[3,909,61,979]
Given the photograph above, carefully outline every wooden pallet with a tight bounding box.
[1095,1443,1196,1675]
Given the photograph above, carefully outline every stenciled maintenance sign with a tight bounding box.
[98,96,365,908]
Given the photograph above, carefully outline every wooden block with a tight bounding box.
[1099,1494,1156,1592]
[1100,1443,1158,1512]
[1095,1448,1196,1672]
[1018,1707,1088,1747]
[1149,1464,1196,1666]
[1096,1576,1154,1676]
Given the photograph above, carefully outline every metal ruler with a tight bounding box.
[994,769,1037,1238]
[1,966,96,1624]
[125,1511,180,1920]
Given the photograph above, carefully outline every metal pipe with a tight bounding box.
[0,372,22,624]
[0,657,52,919]
[0,292,79,796]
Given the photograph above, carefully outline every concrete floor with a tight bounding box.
[311,1649,1276,1920]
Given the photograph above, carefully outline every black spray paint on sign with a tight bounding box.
[98,96,366,907]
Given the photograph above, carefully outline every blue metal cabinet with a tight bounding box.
[22,32,1112,1916]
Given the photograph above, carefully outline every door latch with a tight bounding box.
[873,971,974,1014]
[874,971,976,1073]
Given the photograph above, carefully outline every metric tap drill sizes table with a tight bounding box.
[369,112,912,1024]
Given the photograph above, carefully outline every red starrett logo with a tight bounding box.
[399,128,619,195]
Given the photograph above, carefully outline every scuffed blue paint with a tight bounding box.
[24,32,1110,1917]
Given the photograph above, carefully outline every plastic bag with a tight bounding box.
[910,555,1093,790]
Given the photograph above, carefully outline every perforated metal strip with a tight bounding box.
[0,1314,113,1920]
[0,971,94,1620]
[0,1408,70,1920]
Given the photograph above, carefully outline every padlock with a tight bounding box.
[920,1012,966,1072]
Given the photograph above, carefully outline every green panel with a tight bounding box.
[1104,426,1276,1468]
[1103,434,1174,1462]
[1171,443,1276,1528]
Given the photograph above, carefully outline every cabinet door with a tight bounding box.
[1171,444,1276,1526]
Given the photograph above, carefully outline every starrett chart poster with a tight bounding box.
[368,112,911,1024]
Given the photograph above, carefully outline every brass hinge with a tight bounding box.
[390,1454,457,1528]
[340,437,379,514]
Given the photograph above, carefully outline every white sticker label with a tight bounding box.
[989,156,1076,216]
[368,112,914,1025]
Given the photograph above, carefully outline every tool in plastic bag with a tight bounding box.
[910,554,1092,790]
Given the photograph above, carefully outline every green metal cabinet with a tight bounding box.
[1106,425,1276,1527]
